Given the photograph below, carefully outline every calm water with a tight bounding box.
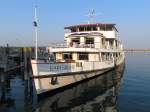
[118,53,150,112]
[0,53,150,112]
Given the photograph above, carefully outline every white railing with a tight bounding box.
[49,42,67,48]
[49,42,123,50]
[49,42,95,48]
[39,60,114,74]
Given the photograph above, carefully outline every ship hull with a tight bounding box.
[33,66,112,95]
[31,56,125,95]
[35,63,125,110]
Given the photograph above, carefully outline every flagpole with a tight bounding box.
[34,6,38,60]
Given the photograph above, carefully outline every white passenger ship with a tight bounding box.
[31,9,125,95]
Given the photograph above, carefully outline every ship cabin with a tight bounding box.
[49,23,123,64]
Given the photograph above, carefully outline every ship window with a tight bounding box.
[102,38,105,44]
[78,53,88,60]
[49,53,55,62]
[79,27,84,31]
[106,26,113,31]
[63,53,72,60]
[71,28,76,32]
[72,38,80,44]
[91,26,97,31]
[100,26,105,31]
[85,38,94,44]
[87,27,91,31]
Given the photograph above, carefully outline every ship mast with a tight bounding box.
[33,6,38,60]
[87,9,96,24]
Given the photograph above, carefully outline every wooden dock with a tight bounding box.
[0,46,46,72]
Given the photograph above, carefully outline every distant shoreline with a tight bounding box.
[124,49,150,52]
[1,46,150,52]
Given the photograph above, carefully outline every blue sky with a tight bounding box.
[0,0,150,48]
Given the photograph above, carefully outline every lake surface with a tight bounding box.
[118,53,150,112]
[0,53,150,112]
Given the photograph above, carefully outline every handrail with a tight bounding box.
[49,42,122,49]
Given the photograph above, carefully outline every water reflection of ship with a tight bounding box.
[35,63,125,112]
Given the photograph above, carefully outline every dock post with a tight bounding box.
[24,47,27,73]
[5,43,9,72]
[24,47,33,101]
[0,72,6,103]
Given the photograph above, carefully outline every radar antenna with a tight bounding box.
[85,9,102,24]
[87,9,96,24]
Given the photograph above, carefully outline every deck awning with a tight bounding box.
[64,23,116,29]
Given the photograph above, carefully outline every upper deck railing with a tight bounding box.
[49,42,123,50]
[50,42,68,48]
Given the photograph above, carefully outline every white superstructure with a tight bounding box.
[31,22,125,95]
